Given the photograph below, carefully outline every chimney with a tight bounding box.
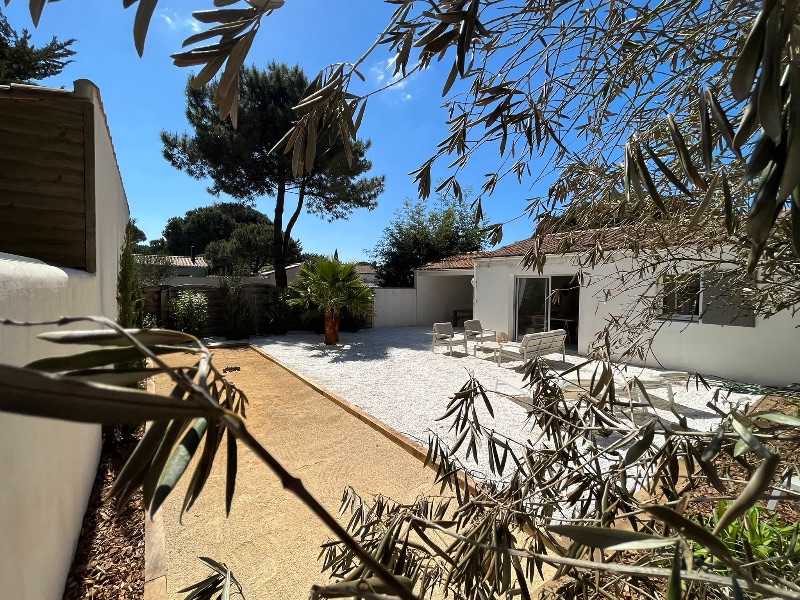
[190,246,196,263]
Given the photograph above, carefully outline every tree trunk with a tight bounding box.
[273,181,288,288]
[324,307,340,345]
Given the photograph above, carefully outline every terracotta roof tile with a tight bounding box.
[355,264,376,274]
[419,226,637,270]
[419,251,486,270]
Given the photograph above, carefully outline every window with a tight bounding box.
[661,275,701,320]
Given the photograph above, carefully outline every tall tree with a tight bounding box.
[0,8,74,84]
[161,62,384,288]
[162,202,268,256]
[204,221,302,275]
[372,192,489,287]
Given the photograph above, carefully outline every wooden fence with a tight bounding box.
[143,283,281,336]
[0,85,95,271]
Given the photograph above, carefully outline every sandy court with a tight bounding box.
[155,347,444,599]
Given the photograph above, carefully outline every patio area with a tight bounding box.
[252,326,763,480]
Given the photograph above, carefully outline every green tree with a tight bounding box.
[205,221,302,276]
[372,192,489,288]
[0,8,75,84]
[137,253,176,286]
[161,63,385,288]
[162,202,268,256]
[117,219,143,328]
[288,257,374,345]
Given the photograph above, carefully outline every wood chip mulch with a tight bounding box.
[62,426,145,600]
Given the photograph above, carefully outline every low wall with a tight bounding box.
[373,288,417,328]
[0,79,128,600]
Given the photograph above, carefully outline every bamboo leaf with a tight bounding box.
[548,525,675,550]
[643,143,694,199]
[731,9,768,102]
[712,453,780,534]
[667,543,682,600]
[62,368,160,386]
[225,428,237,517]
[643,505,734,563]
[624,421,656,466]
[689,171,720,229]
[192,8,257,23]
[0,364,216,425]
[106,420,170,505]
[25,344,184,372]
[730,417,771,458]
[749,412,800,426]
[38,328,196,346]
[191,55,227,90]
[29,0,46,26]
[149,418,209,516]
[667,114,707,191]
[134,0,159,56]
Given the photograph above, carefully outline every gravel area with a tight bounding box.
[251,326,761,479]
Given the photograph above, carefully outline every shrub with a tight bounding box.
[219,278,256,340]
[261,286,294,335]
[117,219,144,328]
[170,290,207,337]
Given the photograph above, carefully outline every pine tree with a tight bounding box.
[0,8,76,84]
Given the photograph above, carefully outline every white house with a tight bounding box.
[413,231,799,388]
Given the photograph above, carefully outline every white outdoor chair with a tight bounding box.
[464,319,496,349]
[499,329,567,364]
[432,322,468,355]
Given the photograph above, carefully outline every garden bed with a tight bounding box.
[62,426,145,600]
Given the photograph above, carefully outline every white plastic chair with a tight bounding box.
[463,319,497,349]
[432,322,468,355]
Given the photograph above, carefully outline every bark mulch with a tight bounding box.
[62,426,145,600]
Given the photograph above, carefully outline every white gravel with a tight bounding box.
[250,326,762,480]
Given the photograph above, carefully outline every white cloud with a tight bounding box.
[370,58,416,102]
[159,9,202,34]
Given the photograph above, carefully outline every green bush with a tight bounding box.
[219,278,256,340]
[170,290,208,337]
[261,287,295,335]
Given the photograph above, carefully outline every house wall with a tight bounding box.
[0,80,128,600]
[474,254,800,387]
[581,258,800,387]
[474,254,581,337]
[373,288,417,327]
[262,265,302,286]
[415,271,474,326]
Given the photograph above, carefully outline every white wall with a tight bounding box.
[474,254,800,387]
[415,271,474,326]
[373,288,417,327]
[474,254,581,337]
[0,80,129,600]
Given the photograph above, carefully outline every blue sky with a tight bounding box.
[5,0,544,261]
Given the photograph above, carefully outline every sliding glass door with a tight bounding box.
[514,277,549,340]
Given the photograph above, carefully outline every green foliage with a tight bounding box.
[289,257,374,321]
[0,8,75,84]
[161,62,384,287]
[695,503,800,581]
[162,202,269,256]
[218,278,256,340]
[117,220,144,329]
[288,257,373,343]
[261,287,294,335]
[372,191,489,287]
[205,222,302,276]
[170,290,208,337]
[137,252,176,287]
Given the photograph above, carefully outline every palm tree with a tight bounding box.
[288,257,374,345]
